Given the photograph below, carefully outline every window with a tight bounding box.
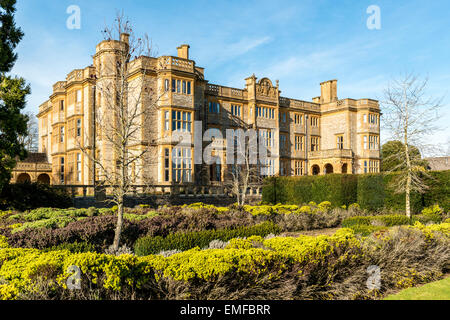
[260,158,275,176]
[295,161,304,176]
[76,153,82,182]
[363,114,367,123]
[294,113,303,125]
[170,78,192,95]
[364,136,368,150]
[76,119,81,137]
[280,160,288,176]
[280,112,287,123]
[164,111,170,131]
[172,110,192,132]
[172,148,192,183]
[60,126,65,143]
[337,135,344,150]
[256,106,275,119]
[311,136,319,151]
[60,100,64,111]
[209,102,220,114]
[231,105,241,117]
[260,129,273,148]
[60,157,65,184]
[295,135,304,151]
[76,90,82,103]
[310,116,319,127]
[164,148,170,182]
[369,113,378,125]
[280,135,287,151]
[164,79,170,92]
[368,135,380,150]
[364,161,368,173]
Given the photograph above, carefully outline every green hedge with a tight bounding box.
[263,174,357,207]
[342,214,443,229]
[262,171,449,213]
[134,221,281,256]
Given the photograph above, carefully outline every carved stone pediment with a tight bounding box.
[256,77,278,99]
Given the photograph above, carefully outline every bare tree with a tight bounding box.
[18,112,38,152]
[224,129,265,206]
[382,73,443,219]
[76,12,160,252]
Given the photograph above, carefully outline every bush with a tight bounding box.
[263,171,450,213]
[42,242,97,253]
[421,205,443,217]
[134,222,281,256]
[262,175,358,207]
[0,183,72,211]
[356,174,385,211]
[0,223,448,300]
[342,214,443,235]
[3,210,258,251]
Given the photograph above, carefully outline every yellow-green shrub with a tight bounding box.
[0,235,8,248]
[421,205,443,216]
[317,201,332,211]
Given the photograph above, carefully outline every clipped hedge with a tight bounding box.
[134,221,281,256]
[262,171,450,213]
[263,174,357,207]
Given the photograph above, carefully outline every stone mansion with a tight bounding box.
[13,34,381,186]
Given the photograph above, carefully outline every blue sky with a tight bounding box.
[11,0,450,154]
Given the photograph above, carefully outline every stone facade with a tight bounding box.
[11,153,52,184]
[35,35,381,186]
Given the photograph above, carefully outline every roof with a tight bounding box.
[425,156,450,171]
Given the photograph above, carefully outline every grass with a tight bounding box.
[384,276,450,300]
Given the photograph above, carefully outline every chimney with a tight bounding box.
[320,80,338,104]
[120,33,130,45]
[177,44,190,59]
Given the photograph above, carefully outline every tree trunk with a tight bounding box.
[403,87,411,220]
[113,200,124,251]
[404,140,412,220]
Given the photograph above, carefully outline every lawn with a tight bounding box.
[385,276,450,300]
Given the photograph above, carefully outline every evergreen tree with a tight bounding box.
[0,0,30,191]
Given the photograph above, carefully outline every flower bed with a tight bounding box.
[0,222,448,300]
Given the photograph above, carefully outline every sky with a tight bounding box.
[10,0,450,155]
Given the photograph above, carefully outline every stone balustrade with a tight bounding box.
[308,149,353,159]
[158,56,195,73]
[206,84,246,99]
[55,184,263,200]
